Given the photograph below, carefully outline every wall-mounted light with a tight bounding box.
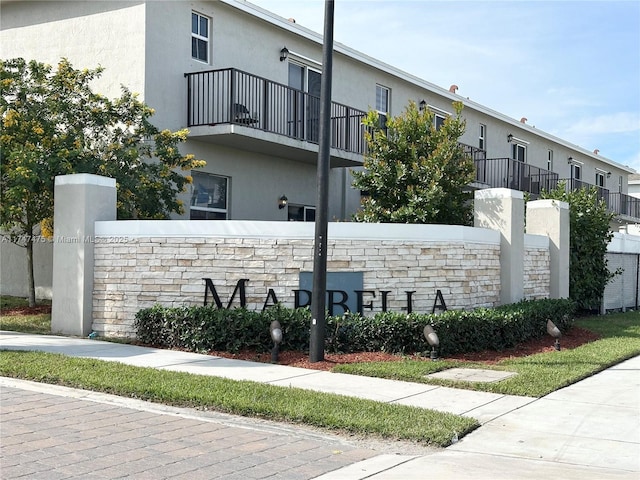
[547,319,562,351]
[278,195,288,209]
[607,172,612,178]
[507,134,514,143]
[567,156,573,164]
[423,324,440,361]
[279,46,289,62]
[419,99,427,112]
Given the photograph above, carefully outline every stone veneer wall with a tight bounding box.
[523,239,551,300]
[92,221,508,338]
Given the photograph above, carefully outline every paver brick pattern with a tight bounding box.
[0,385,377,479]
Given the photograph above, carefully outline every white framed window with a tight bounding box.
[595,172,605,188]
[190,172,228,220]
[512,143,526,163]
[479,124,486,150]
[434,113,446,130]
[288,205,316,222]
[375,84,389,129]
[547,150,553,171]
[288,61,322,141]
[572,164,582,180]
[192,12,209,63]
[619,175,623,192]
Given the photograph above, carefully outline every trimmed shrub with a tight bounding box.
[135,298,575,357]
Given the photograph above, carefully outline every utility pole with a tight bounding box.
[309,0,334,363]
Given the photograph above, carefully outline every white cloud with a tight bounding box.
[565,113,640,136]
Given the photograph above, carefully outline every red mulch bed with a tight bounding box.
[1,305,52,316]
[209,326,601,372]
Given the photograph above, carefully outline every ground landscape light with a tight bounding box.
[423,325,440,361]
[547,319,562,351]
[270,320,283,363]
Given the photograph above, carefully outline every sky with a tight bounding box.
[250,0,640,172]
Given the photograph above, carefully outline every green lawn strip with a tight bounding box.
[0,350,477,447]
[0,295,51,335]
[335,311,640,397]
[0,313,51,334]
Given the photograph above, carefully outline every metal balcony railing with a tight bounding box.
[185,68,367,155]
[473,158,559,196]
[561,179,640,219]
[608,192,640,219]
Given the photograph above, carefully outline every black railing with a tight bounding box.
[608,192,640,219]
[556,179,640,220]
[461,144,486,162]
[185,68,367,155]
[473,158,559,196]
[561,178,610,203]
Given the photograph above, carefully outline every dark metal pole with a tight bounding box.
[309,0,334,363]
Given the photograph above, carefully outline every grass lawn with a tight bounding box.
[0,350,477,447]
[335,311,640,397]
[0,295,51,334]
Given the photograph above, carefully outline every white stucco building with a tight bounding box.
[1,0,638,298]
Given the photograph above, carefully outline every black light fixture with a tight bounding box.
[278,195,288,209]
[269,320,283,363]
[607,171,612,178]
[507,134,514,143]
[567,156,574,164]
[419,99,427,112]
[423,325,440,361]
[279,46,289,61]
[547,319,562,351]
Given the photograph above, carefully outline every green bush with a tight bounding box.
[135,298,575,356]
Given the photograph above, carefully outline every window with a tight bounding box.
[479,124,486,150]
[619,175,623,193]
[572,164,581,180]
[512,143,526,163]
[192,12,209,63]
[288,62,322,141]
[547,150,553,171]
[190,172,228,219]
[288,205,316,222]
[428,105,450,131]
[375,84,389,130]
[595,172,605,188]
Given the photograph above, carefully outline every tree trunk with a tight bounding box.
[26,237,36,307]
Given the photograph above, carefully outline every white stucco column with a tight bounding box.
[51,174,116,336]
[474,188,524,305]
[526,199,570,299]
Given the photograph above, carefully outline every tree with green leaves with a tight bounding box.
[540,182,616,310]
[1,58,205,306]
[352,101,474,225]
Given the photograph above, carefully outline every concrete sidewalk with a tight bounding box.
[1,331,639,479]
[0,331,534,424]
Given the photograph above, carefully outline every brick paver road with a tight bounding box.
[0,381,383,480]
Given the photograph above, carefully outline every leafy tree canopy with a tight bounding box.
[539,182,616,310]
[1,57,205,305]
[352,101,474,225]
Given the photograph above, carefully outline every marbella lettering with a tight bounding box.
[203,278,448,315]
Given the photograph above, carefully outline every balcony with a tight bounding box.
[185,68,367,167]
[473,158,559,197]
[608,192,640,220]
[562,179,640,221]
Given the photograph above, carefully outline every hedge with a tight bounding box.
[134,298,576,357]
